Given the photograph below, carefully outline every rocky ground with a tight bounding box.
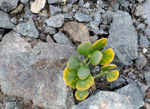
[0,0,150,109]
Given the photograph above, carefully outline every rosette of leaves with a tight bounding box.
[63,38,119,100]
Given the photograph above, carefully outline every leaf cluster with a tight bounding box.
[63,38,119,100]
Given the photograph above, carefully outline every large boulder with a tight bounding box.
[107,11,138,65]
[0,31,79,108]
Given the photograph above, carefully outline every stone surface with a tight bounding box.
[134,5,145,16]
[72,91,134,109]
[0,31,78,109]
[74,11,92,22]
[31,0,46,13]
[45,14,64,28]
[107,11,138,65]
[116,84,144,109]
[63,21,90,43]
[20,0,29,4]
[0,11,15,29]
[48,0,62,4]
[144,71,150,86]
[0,0,19,12]
[144,0,150,27]
[15,18,39,38]
[5,102,16,109]
[139,35,149,48]
[0,29,5,40]
[135,52,147,70]
[53,32,74,46]
[110,77,127,90]
[49,5,61,16]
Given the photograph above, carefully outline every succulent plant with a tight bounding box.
[63,38,119,100]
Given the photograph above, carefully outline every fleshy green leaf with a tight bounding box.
[106,70,119,82]
[69,77,78,89]
[89,50,102,66]
[76,75,94,90]
[67,56,80,70]
[100,48,115,65]
[77,65,90,80]
[101,64,117,71]
[92,38,107,51]
[63,67,77,85]
[77,42,94,56]
[75,90,89,100]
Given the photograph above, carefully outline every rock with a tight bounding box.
[116,84,144,109]
[31,0,46,13]
[137,82,149,98]
[10,4,24,15]
[47,0,60,4]
[4,97,17,102]
[144,28,150,36]
[144,0,150,27]
[5,102,16,109]
[0,0,19,12]
[89,21,99,31]
[142,48,147,54]
[0,29,5,40]
[78,0,84,6]
[135,52,147,70]
[53,32,74,46]
[94,11,102,23]
[72,91,134,109]
[0,31,77,108]
[101,11,114,24]
[83,2,90,8]
[20,0,29,4]
[107,11,138,65]
[110,77,127,90]
[74,11,92,22]
[0,11,15,29]
[63,21,90,43]
[46,35,54,43]
[45,14,64,28]
[66,0,78,4]
[134,5,145,16]
[44,26,56,35]
[139,35,149,48]
[10,17,17,24]
[15,18,39,38]
[49,5,61,16]
[144,71,150,86]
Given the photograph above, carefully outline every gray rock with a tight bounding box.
[0,11,15,29]
[10,17,17,24]
[0,29,5,40]
[116,84,144,109]
[15,106,23,109]
[49,5,61,16]
[135,52,147,70]
[78,0,84,6]
[48,0,62,4]
[5,102,16,109]
[107,11,138,65]
[45,14,64,28]
[137,23,145,30]
[94,11,102,23]
[44,26,56,35]
[134,5,145,16]
[53,32,74,46]
[110,77,126,90]
[15,18,39,38]
[4,97,17,102]
[144,28,150,36]
[89,21,99,31]
[101,11,114,24]
[144,71,150,86]
[139,35,149,48]
[66,0,78,4]
[0,31,77,108]
[20,0,29,4]
[0,0,19,12]
[144,0,150,27]
[83,2,90,8]
[72,91,134,109]
[74,11,92,22]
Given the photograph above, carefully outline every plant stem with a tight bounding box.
[86,61,91,66]
[94,71,107,79]
[82,56,89,64]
